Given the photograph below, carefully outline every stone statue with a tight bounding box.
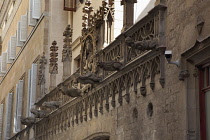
[125,37,158,50]
[77,73,101,84]
[58,85,82,97]
[97,61,123,71]
[30,108,49,118]
[42,101,62,109]
[20,117,36,126]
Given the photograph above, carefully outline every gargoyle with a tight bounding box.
[42,101,62,109]
[20,117,36,126]
[77,73,101,85]
[58,85,82,97]
[30,108,49,118]
[97,61,123,71]
[125,37,158,50]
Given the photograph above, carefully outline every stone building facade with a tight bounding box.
[0,0,209,140]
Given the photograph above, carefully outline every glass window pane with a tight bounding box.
[205,91,210,139]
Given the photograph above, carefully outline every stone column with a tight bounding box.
[62,25,73,81]
[49,41,58,90]
[121,0,137,32]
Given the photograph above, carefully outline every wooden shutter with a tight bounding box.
[0,104,4,139]
[13,84,18,134]
[32,0,41,19]
[26,69,31,117]
[1,52,7,73]
[64,0,76,11]
[30,64,37,115]
[28,0,37,26]
[20,14,28,42]
[16,80,23,132]
[0,56,4,77]
[16,22,24,47]
[4,93,13,139]
[9,36,17,60]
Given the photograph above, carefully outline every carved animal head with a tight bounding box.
[125,37,134,46]
[97,62,104,68]
[30,108,38,114]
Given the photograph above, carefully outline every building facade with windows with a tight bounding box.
[0,0,209,140]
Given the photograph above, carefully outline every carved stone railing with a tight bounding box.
[96,4,166,79]
[35,68,80,108]
[13,4,167,140]
[35,51,164,140]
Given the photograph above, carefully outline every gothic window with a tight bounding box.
[199,63,210,140]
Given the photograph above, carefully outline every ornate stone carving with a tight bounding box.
[77,73,101,85]
[20,117,36,126]
[63,25,73,80]
[38,53,47,85]
[125,37,159,51]
[179,70,190,81]
[193,68,198,77]
[197,16,204,35]
[49,41,58,74]
[42,101,62,109]
[30,108,49,118]
[58,84,82,97]
[140,86,146,96]
[97,61,123,71]
[62,25,73,61]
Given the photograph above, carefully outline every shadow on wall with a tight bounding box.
[134,0,156,23]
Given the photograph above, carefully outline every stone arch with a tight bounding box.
[83,132,110,140]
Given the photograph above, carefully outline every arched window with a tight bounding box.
[83,132,110,140]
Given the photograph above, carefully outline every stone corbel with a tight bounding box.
[58,84,82,97]
[20,117,36,126]
[42,101,62,109]
[125,37,159,51]
[97,61,123,71]
[179,70,190,81]
[196,16,204,35]
[77,73,101,85]
[30,108,50,118]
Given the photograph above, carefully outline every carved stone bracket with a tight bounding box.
[20,117,36,126]
[97,61,123,71]
[58,84,82,97]
[42,101,62,109]
[125,37,159,51]
[30,108,49,118]
[196,16,204,35]
[77,73,101,85]
[179,70,190,81]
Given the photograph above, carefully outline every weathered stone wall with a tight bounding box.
[38,1,210,140]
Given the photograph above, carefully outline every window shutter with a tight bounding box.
[1,52,7,73]
[20,14,28,42]
[0,56,4,77]
[0,104,4,139]
[9,36,17,60]
[16,80,23,132]
[4,93,13,139]
[16,22,24,47]
[32,0,41,19]
[28,0,37,26]
[27,69,31,117]
[13,84,18,134]
[30,64,37,116]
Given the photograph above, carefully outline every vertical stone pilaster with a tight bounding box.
[62,25,73,81]
[121,0,137,32]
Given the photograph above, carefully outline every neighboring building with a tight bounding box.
[0,0,209,140]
